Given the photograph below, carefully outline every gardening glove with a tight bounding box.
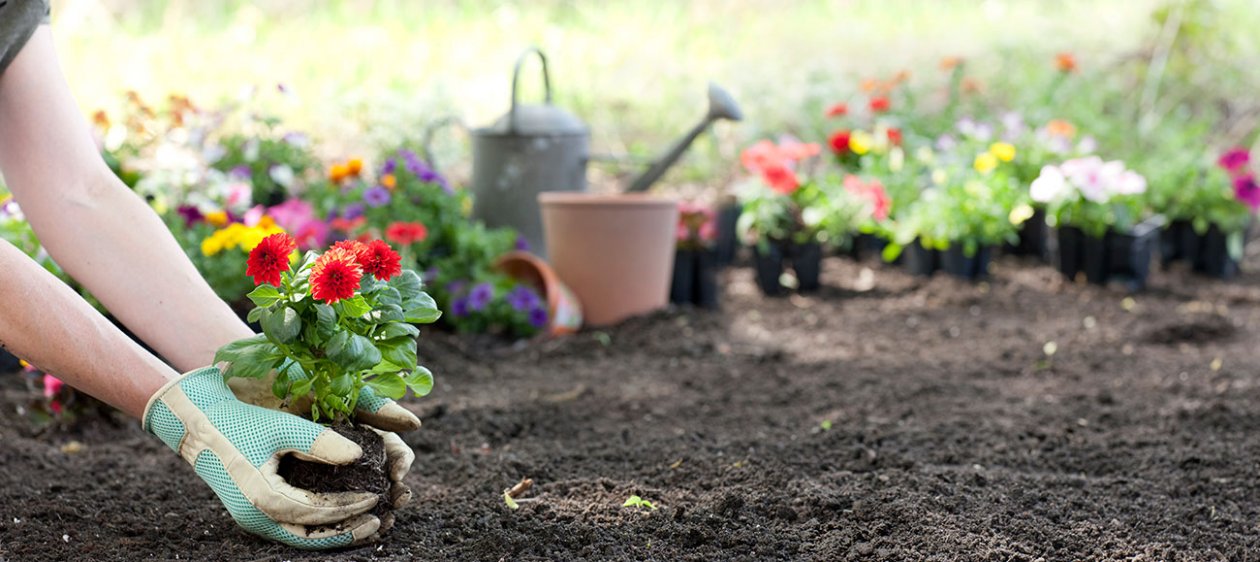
[143,366,384,550]
[228,368,418,526]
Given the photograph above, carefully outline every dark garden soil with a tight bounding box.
[278,423,392,524]
[6,256,1260,560]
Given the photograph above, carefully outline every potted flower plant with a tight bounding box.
[213,233,440,531]
[737,138,828,295]
[671,201,720,309]
[1031,156,1159,288]
[1155,147,1256,278]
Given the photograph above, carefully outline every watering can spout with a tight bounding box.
[625,83,742,193]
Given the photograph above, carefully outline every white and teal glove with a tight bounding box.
[143,366,385,549]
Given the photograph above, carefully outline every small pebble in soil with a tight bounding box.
[1083,316,1096,329]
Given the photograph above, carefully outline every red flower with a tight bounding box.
[385,221,428,246]
[310,247,363,303]
[760,162,799,195]
[828,130,851,155]
[330,216,366,233]
[869,96,890,113]
[1055,52,1077,73]
[825,103,848,118]
[887,127,902,146]
[246,233,296,286]
[331,239,368,262]
[359,240,402,281]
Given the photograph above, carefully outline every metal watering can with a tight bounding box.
[469,47,743,256]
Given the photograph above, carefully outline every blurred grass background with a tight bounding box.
[49,0,1260,193]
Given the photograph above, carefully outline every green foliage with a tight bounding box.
[622,495,657,510]
[212,132,321,206]
[214,251,440,424]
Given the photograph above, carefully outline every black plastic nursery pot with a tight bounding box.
[1007,207,1049,261]
[671,248,721,308]
[1196,224,1242,279]
[1059,218,1164,290]
[714,203,743,267]
[941,245,992,280]
[752,243,786,296]
[904,239,940,277]
[790,242,823,292]
[1057,227,1085,281]
[846,233,891,262]
[1160,220,1200,267]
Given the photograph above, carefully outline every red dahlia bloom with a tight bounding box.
[246,233,296,286]
[869,96,890,113]
[360,240,402,281]
[331,239,368,263]
[828,130,851,155]
[760,162,799,195]
[887,127,902,146]
[310,247,364,303]
[824,103,848,118]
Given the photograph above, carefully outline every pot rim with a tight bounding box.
[538,192,677,208]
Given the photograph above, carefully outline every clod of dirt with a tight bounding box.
[277,423,391,528]
[1140,314,1237,345]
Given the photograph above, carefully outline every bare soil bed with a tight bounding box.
[4,256,1260,561]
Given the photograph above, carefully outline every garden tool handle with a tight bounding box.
[508,46,553,134]
[419,115,469,175]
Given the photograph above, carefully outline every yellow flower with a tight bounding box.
[347,158,364,176]
[201,234,224,256]
[973,152,998,174]
[256,215,277,230]
[381,174,397,190]
[989,142,1016,162]
[932,169,948,186]
[205,210,229,227]
[849,131,873,155]
[1009,203,1035,225]
[238,228,268,251]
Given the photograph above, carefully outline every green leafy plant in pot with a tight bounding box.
[213,232,440,530]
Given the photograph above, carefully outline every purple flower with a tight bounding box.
[528,306,548,329]
[1219,148,1251,174]
[450,297,470,318]
[468,282,494,311]
[445,280,466,294]
[381,158,398,176]
[1234,174,1260,210]
[282,132,309,148]
[422,267,439,284]
[506,285,540,312]
[363,186,392,207]
[229,165,252,181]
[176,205,204,225]
[342,203,365,220]
[514,235,531,252]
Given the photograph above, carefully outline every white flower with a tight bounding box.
[269,164,295,188]
[1113,170,1147,196]
[1030,165,1070,203]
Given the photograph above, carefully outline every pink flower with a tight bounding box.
[1219,147,1251,174]
[225,182,253,209]
[1234,174,1260,210]
[268,198,327,249]
[43,374,64,399]
[698,220,717,242]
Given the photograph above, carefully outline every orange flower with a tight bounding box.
[961,78,982,94]
[893,70,910,84]
[1045,119,1076,138]
[1055,52,1077,73]
[347,158,364,176]
[860,78,879,93]
[91,110,110,129]
[940,56,963,71]
[329,163,350,182]
[381,174,397,190]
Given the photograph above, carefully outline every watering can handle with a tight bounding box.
[419,115,468,174]
[508,47,553,134]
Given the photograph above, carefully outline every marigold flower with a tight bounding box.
[329,163,350,182]
[205,210,229,227]
[1045,119,1076,138]
[989,142,1016,162]
[869,96,890,113]
[381,174,397,190]
[92,110,110,129]
[860,78,879,93]
[359,240,403,281]
[940,56,963,71]
[828,130,852,155]
[246,233,296,286]
[347,158,364,176]
[849,131,873,155]
[1055,52,1077,73]
[825,103,848,118]
[974,152,998,174]
[385,221,429,246]
[310,247,364,303]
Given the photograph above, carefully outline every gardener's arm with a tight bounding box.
[0,27,252,373]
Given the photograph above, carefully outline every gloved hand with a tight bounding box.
[227,368,419,532]
[144,366,383,549]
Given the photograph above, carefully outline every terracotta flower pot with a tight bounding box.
[494,251,584,335]
[539,192,679,326]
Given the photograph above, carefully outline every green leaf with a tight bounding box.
[246,306,266,324]
[247,284,283,308]
[373,303,405,324]
[504,491,520,510]
[378,337,418,369]
[402,366,434,397]
[376,286,403,307]
[330,373,354,397]
[390,270,424,299]
[404,292,442,324]
[326,331,382,373]
[271,369,290,399]
[337,296,372,319]
[213,334,282,379]
[262,306,302,344]
[366,373,406,400]
[289,378,313,400]
[378,322,420,340]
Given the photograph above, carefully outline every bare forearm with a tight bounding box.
[0,28,251,372]
[0,241,176,418]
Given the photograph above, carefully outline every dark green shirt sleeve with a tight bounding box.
[0,0,51,75]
